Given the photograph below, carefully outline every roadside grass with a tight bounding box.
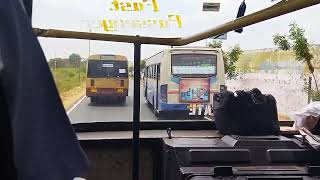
[51,67,86,110]
[278,113,291,121]
[60,83,86,110]
[51,68,86,93]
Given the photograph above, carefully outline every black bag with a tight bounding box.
[213,88,280,135]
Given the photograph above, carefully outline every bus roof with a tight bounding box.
[87,54,128,61]
[168,46,221,52]
[145,46,221,61]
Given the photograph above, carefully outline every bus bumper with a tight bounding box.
[86,88,128,97]
[159,102,212,112]
[159,103,189,111]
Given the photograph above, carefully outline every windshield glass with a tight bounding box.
[87,60,128,78]
[31,0,320,126]
[172,54,217,75]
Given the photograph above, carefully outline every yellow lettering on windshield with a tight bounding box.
[109,0,159,12]
[101,0,182,32]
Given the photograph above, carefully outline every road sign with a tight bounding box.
[202,0,221,12]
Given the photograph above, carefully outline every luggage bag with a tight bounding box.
[213,88,280,135]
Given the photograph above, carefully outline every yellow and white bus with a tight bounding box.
[144,47,225,116]
[86,54,129,103]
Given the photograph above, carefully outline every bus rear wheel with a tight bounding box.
[153,99,160,117]
[118,96,126,104]
[90,97,97,103]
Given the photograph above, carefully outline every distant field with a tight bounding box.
[227,47,320,119]
[236,47,320,72]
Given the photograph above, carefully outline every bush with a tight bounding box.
[51,67,86,93]
[312,91,320,101]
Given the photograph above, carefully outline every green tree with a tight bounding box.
[208,40,222,48]
[140,59,146,71]
[273,23,318,91]
[128,65,134,76]
[209,40,243,79]
[69,53,81,68]
[225,45,243,79]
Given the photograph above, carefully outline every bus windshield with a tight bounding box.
[171,54,217,75]
[87,60,128,78]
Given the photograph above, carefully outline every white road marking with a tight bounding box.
[67,96,86,115]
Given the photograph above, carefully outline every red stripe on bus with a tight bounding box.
[167,90,179,94]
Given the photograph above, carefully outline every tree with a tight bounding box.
[209,40,243,79]
[208,40,222,48]
[128,65,134,76]
[140,60,146,71]
[69,53,81,68]
[273,23,318,91]
[225,45,243,79]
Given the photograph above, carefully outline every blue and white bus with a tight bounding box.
[144,47,225,116]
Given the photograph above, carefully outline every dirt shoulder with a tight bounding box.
[60,83,86,111]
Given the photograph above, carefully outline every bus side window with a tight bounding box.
[151,65,154,79]
[146,66,148,78]
[148,66,150,78]
[157,64,160,80]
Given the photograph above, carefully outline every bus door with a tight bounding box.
[156,64,160,109]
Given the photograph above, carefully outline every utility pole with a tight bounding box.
[78,60,81,83]
[81,20,98,58]
[89,28,91,57]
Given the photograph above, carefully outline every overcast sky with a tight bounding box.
[32,0,320,61]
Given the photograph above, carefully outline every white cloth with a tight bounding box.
[299,128,320,150]
[293,102,320,129]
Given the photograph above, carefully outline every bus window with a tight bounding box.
[87,60,128,78]
[157,64,161,80]
[171,54,217,75]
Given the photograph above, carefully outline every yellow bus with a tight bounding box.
[86,54,129,103]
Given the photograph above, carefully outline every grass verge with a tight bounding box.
[51,67,86,110]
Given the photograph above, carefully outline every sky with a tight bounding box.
[32,0,320,61]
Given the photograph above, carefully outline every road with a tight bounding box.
[68,80,205,124]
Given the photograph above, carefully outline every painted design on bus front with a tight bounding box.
[179,78,209,103]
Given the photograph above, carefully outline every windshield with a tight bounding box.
[171,54,217,75]
[87,60,128,78]
[31,0,320,127]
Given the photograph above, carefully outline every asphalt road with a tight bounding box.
[68,80,205,124]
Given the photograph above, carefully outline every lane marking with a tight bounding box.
[67,96,86,115]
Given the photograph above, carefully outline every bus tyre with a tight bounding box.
[90,97,96,103]
[153,106,159,117]
[153,99,160,117]
[119,97,126,104]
